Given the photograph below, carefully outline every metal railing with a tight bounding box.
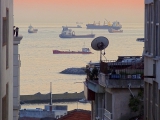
[104,109,112,120]
[85,59,144,86]
[100,60,144,80]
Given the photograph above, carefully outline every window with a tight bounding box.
[2,17,7,46]
[2,83,9,120]
[6,8,9,69]
[2,8,9,68]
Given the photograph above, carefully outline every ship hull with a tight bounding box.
[86,24,121,30]
[62,26,82,28]
[53,50,93,54]
[28,29,38,33]
[59,34,95,38]
[108,29,123,33]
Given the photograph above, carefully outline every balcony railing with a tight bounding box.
[86,59,144,88]
[104,109,112,120]
[95,108,112,120]
[98,60,144,88]
[100,60,143,79]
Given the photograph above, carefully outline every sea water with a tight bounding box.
[17,22,144,110]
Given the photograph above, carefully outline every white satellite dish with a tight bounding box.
[91,36,109,51]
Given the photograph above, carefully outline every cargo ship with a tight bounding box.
[86,20,122,30]
[62,25,82,28]
[53,48,93,54]
[28,24,38,33]
[59,27,95,38]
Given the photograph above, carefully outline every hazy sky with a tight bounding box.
[14,0,144,24]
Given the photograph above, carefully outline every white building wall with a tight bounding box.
[13,37,23,120]
[0,0,14,120]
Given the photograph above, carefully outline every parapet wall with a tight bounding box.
[20,110,55,118]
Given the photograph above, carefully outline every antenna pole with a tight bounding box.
[50,82,52,105]
[100,51,102,62]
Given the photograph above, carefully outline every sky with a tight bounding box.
[14,0,144,24]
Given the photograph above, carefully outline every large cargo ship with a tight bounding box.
[53,48,93,54]
[59,27,95,38]
[86,21,122,30]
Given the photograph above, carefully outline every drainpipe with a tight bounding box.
[0,0,2,118]
[128,83,135,98]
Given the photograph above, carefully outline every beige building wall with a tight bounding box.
[0,0,14,120]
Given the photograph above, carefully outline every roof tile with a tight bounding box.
[58,109,91,120]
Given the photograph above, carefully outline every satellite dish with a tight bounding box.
[91,36,109,51]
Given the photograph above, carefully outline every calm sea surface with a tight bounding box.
[17,22,144,110]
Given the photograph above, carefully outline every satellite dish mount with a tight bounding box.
[91,36,109,61]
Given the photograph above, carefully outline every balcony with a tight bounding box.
[84,79,105,100]
[84,80,105,93]
[14,35,23,45]
[98,59,144,88]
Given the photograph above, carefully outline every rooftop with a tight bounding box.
[58,109,91,120]
[85,56,144,89]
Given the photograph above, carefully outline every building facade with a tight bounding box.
[0,0,23,120]
[0,0,14,120]
[84,58,144,120]
[13,35,23,119]
[144,0,160,120]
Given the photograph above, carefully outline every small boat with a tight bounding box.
[28,24,38,33]
[62,25,82,28]
[78,98,89,103]
[53,48,93,54]
[59,27,95,38]
[108,28,123,33]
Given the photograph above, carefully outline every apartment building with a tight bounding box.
[0,0,14,119]
[13,34,23,119]
[144,0,160,120]
[0,0,23,119]
[84,56,144,120]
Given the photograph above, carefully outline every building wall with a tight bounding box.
[144,0,160,120]
[13,37,23,120]
[105,88,140,120]
[19,110,67,119]
[94,93,104,120]
[19,111,55,118]
[0,0,13,120]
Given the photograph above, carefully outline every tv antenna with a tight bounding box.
[91,36,109,61]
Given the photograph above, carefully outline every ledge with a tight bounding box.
[105,79,144,88]
[14,35,23,45]
[144,53,153,58]
[153,56,160,61]
[85,80,105,93]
